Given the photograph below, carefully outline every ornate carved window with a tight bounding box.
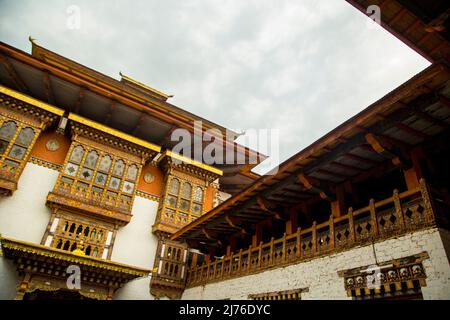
[0,117,39,195]
[42,212,116,260]
[152,150,222,235]
[341,253,428,300]
[150,239,189,299]
[162,176,205,226]
[52,140,142,217]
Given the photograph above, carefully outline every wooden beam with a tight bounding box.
[73,88,85,113]
[256,196,274,212]
[104,101,116,125]
[439,95,450,109]
[412,109,450,130]
[395,123,430,139]
[344,153,379,166]
[297,173,335,201]
[330,161,361,172]
[132,112,146,135]
[315,168,350,180]
[0,54,30,94]
[42,72,55,104]
[225,215,241,228]
[202,228,223,246]
[365,133,410,169]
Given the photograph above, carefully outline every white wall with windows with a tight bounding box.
[181,228,450,300]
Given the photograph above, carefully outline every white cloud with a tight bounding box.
[0,0,430,175]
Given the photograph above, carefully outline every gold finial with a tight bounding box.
[72,241,86,256]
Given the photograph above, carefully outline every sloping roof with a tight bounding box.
[345,0,450,62]
[171,61,450,243]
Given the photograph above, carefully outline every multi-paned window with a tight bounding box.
[0,118,37,178]
[57,143,140,212]
[163,176,205,225]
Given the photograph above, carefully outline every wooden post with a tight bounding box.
[282,232,287,262]
[329,215,335,249]
[348,207,356,243]
[220,257,225,279]
[296,227,302,258]
[286,208,298,235]
[312,222,317,253]
[237,249,243,272]
[331,185,345,218]
[269,237,275,265]
[252,224,262,247]
[369,199,378,237]
[403,167,420,190]
[419,178,435,224]
[258,241,263,269]
[393,189,405,230]
[248,245,252,272]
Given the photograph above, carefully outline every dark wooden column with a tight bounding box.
[285,207,298,235]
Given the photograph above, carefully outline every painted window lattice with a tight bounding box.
[162,176,206,225]
[58,143,140,211]
[0,118,37,179]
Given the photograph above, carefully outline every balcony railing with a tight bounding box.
[186,178,441,288]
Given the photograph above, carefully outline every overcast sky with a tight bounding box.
[0,0,430,174]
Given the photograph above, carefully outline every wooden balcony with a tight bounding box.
[186,179,441,288]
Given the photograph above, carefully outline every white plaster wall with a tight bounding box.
[0,257,19,299]
[0,163,57,243]
[182,228,450,300]
[0,163,57,300]
[112,196,160,300]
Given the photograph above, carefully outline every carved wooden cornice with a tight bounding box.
[68,113,161,162]
[0,86,63,129]
[46,191,132,226]
[160,150,222,183]
[0,236,150,277]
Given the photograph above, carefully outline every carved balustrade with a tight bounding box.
[186,178,441,287]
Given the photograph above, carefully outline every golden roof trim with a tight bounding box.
[0,85,64,116]
[120,72,172,100]
[0,236,151,276]
[68,113,161,153]
[165,150,223,176]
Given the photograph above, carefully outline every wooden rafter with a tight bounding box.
[73,88,85,113]
[132,112,146,135]
[364,133,410,169]
[315,168,350,180]
[395,123,430,139]
[0,54,30,94]
[412,109,449,130]
[42,72,55,104]
[329,161,361,172]
[344,152,378,166]
[297,173,334,201]
[104,101,116,125]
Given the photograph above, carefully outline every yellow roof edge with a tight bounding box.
[0,85,64,116]
[165,150,223,176]
[68,113,161,153]
[120,73,171,99]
